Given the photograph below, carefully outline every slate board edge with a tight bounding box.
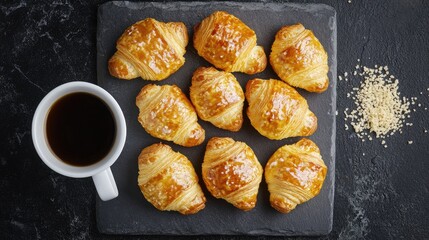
[106,0,337,12]
[327,6,337,236]
[96,1,337,236]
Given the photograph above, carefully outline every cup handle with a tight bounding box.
[92,168,118,201]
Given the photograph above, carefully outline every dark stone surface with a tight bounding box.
[96,1,336,236]
[1,0,428,239]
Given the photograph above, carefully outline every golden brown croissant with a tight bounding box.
[245,78,317,140]
[136,84,205,147]
[270,23,329,93]
[190,67,244,132]
[138,143,206,214]
[108,18,188,81]
[265,138,327,213]
[202,137,262,211]
[193,11,267,74]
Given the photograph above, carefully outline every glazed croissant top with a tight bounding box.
[202,137,263,211]
[270,23,329,92]
[245,78,317,140]
[136,84,205,147]
[193,11,267,74]
[109,18,188,81]
[265,138,327,213]
[138,143,206,214]
[190,67,244,131]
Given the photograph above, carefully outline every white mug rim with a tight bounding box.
[32,81,126,178]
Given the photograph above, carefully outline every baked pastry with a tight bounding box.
[245,78,317,140]
[136,84,205,147]
[193,11,266,74]
[265,138,327,213]
[202,137,262,211]
[270,23,329,92]
[190,67,244,131]
[138,143,206,214]
[109,18,188,81]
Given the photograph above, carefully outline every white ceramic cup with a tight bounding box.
[32,81,126,201]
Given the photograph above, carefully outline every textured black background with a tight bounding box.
[1,0,428,239]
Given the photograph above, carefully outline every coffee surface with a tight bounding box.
[46,92,116,166]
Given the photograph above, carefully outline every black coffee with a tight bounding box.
[46,92,116,166]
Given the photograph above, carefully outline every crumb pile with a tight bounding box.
[339,62,425,147]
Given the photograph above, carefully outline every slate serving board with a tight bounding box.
[96,1,336,236]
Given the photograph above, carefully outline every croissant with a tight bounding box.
[270,23,329,92]
[108,18,188,81]
[202,137,262,211]
[193,11,267,74]
[265,138,327,213]
[138,143,206,214]
[190,67,244,131]
[245,78,317,140]
[136,84,205,147]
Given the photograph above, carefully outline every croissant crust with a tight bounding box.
[136,84,205,147]
[109,18,188,81]
[202,137,263,211]
[265,138,327,213]
[270,23,329,92]
[138,143,206,214]
[193,11,267,74]
[245,78,317,140]
[190,67,244,131]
